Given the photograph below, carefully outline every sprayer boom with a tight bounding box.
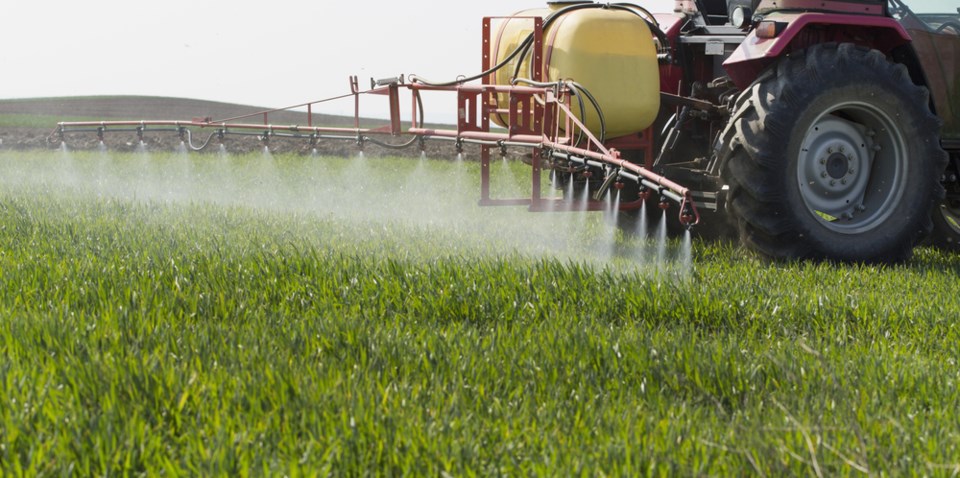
[55,13,699,228]
[56,77,698,227]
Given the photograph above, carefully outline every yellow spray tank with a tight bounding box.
[491,2,661,139]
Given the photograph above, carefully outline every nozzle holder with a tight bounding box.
[658,193,671,211]
[680,201,698,228]
[613,181,625,191]
[638,186,652,201]
[582,170,594,179]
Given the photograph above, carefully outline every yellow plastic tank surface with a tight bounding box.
[492,3,661,139]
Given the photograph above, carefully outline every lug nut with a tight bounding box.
[820,158,827,165]
[821,172,829,178]
[830,180,836,186]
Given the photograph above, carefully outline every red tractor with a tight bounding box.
[57,0,960,263]
[648,0,958,262]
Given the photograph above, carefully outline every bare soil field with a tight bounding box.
[0,96,457,157]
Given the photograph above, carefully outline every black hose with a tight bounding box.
[503,4,656,138]
[185,129,219,151]
[508,2,636,83]
[412,1,665,88]
[362,135,419,150]
[360,89,427,150]
[406,11,538,88]
[512,78,589,147]
[412,2,657,148]
[510,77,604,145]
[608,3,670,50]
[410,3,581,87]
[567,81,606,144]
[510,2,669,82]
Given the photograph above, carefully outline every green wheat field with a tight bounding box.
[1,149,958,475]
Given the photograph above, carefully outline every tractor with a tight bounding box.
[56,0,960,263]
[639,0,958,262]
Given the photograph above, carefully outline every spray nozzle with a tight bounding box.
[638,185,652,201]
[680,199,699,229]
[658,191,671,211]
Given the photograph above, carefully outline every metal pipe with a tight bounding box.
[619,171,639,183]
[658,187,683,204]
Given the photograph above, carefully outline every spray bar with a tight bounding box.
[55,80,700,227]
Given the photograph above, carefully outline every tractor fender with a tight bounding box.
[723,12,913,89]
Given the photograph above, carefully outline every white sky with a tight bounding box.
[2,1,675,120]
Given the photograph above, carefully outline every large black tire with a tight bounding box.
[718,43,947,262]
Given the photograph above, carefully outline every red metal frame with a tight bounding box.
[724,12,912,88]
[57,15,699,226]
[757,0,885,16]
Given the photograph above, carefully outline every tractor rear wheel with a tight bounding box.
[718,43,946,262]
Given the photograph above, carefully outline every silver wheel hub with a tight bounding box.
[797,104,906,234]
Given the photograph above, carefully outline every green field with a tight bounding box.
[1,149,958,475]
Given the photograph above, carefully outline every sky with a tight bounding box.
[2,0,675,120]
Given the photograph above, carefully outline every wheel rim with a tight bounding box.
[797,102,907,234]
